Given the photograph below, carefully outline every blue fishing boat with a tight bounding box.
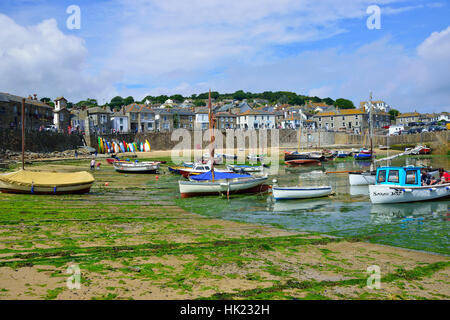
[369,166,450,204]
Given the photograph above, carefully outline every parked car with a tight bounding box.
[43,125,57,132]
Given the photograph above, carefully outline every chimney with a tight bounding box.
[33,94,37,100]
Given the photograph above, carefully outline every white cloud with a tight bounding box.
[0,14,117,102]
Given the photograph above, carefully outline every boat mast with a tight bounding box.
[21,98,25,170]
[208,89,215,182]
[369,92,374,170]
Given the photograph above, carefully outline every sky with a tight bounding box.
[0,0,449,112]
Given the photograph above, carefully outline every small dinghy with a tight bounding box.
[285,159,321,166]
[0,170,94,194]
[113,161,159,174]
[369,166,450,204]
[272,180,332,200]
[227,164,264,173]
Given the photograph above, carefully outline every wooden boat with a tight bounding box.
[285,159,321,166]
[0,170,94,194]
[227,164,264,173]
[369,166,450,204]
[179,171,269,198]
[272,185,332,200]
[113,161,159,174]
[284,151,325,162]
[354,152,372,160]
[336,151,352,158]
[348,171,376,185]
[418,146,432,154]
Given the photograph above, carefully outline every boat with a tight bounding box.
[284,151,325,162]
[418,146,432,154]
[0,170,94,194]
[178,90,269,198]
[285,159,321,166]
[179,171,269,198]
[272,185,332,200]
[354,152,372,160]
[178,163,233,179]
[0,98,95,195]
[226,164,265,173]
[369,166,450,204]
[217,153,237,160]
[336,151,352,158]
[247,154,265,162]
[113,161,159,174]
[348,171,376,185]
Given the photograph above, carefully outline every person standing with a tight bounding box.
[90,158,96,170]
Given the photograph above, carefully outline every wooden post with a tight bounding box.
[21,98,25,170]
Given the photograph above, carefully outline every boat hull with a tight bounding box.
[272,186,332,200]
[179,177,269,198]
[113,163,159,174]
[369,184,450,204]
[285,159,321,166]
[0,181,93,195]
[348,172,376,185]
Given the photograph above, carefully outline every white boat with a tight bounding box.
[0,170,94,194]
[348,171,376,185]
[180,175,268,198]
[113,161,159,173]
[227,164,264,173]
[272,185,332,200]
[178,163,232,178]
[369,166,450,204]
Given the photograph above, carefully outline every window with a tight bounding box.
[377,170,386,183]
[355,121,358,126]
[405,170,417,184]
[342,116,345,120]
[120,118,123,124]
[388,170,399,183]
[148,122,153,129]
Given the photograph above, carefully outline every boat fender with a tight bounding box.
[429,188,436,192]
[403,189,412,192]
[446,187,450,190]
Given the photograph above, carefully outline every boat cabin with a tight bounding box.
[375,166,422,187]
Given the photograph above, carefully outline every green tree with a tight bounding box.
[109,96,124,110]
[311,96,322,103]
[232,90,247,101]
[124,96,134,105]
[194,100,206,107]
[334,98,355,109]
[323,97,335,105]
[169,94,184,102]
[388,109,399,121]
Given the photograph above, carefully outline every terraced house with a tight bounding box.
[215,112,237,129]
[122,103,155,132]
[171,108,195,129]
[0,92,53,130]
[237,109,276,129]
[314,109,368,134]
[395,112,421,125]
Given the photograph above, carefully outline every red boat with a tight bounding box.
[418,146,431,154]
[285,159,321,166]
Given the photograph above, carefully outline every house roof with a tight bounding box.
[0,92,52,108]
[239,109,275,116]
[315,109,365,117]
[398,112,420,117]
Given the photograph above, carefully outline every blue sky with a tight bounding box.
[0,0,450,112]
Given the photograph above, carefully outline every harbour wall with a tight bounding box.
[90,129,449,154]
[0,129,84,153]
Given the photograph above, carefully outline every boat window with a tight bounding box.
[377,170,386,183]
[204,166,210,170]
[388,170,399,183]
[405,170,417,184]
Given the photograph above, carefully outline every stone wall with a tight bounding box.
[0,129,84,153]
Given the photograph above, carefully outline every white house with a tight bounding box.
[237,110,276,129]
[195,110,209,130]
[360,100,391,113]
[388,124,404,135]
[111,113,129,133]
